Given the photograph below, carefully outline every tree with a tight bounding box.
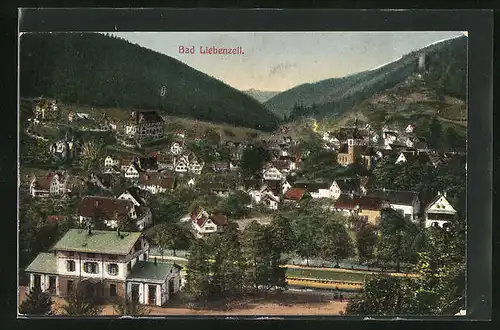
[376,209,421,272]
[355,223,378,264]
[215,191,251,219]
[242,222,287,293]
[428,117,442,149]
[184,239,211,301]
[155,223,190,257]
[112,296,150,316]
[346,274,419,315]
[79,140,105,171]
[240,144,271,178]
[61,280,102,316]
[19,285,53,315]
[318,217,355,268]
[268,213,295,254]
[207,224,246,298]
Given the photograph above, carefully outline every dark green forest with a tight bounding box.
[19,33,279,132]
[266,36,467,121]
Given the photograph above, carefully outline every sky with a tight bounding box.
[111,31,465,92]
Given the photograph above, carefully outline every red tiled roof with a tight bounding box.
[139,173,175,189]
[78,196,134,219]
[210,214,228,226]
[284,188,308,201]
[334,194,382,211]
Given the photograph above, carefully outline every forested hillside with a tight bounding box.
[243,89,280,103]
[265,36,467,121]
[19,33,279,132]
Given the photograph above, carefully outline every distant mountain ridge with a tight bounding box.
[19,32,279,132]
[264,36,467,121]
[243,89,281,103]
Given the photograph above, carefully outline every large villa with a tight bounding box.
[24,228,182,307]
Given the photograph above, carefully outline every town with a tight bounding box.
[18,94,466,316]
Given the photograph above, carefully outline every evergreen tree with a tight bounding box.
[19,285,53,315]
[355,223,378,264]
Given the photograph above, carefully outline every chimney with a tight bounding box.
[154,257,157,265]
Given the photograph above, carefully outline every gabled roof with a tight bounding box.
[127,260,179,283]
[334,194,382,211]
[244,179,262,191]
[52,229,142,255]
[263,180,281,195]
[283,188,308,201]
[369,189,418,206]
[425,193,456,212]
[120,187,147,206]
[335,179,360,192]
[78,196,134,219]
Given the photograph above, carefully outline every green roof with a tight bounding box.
[52,229,142,255]
[25,252,58,274]
[126,261,180,283]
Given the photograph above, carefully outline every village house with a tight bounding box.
[125,111,164,143]
[262,165,283,181]
[294,181,334,199]
[213,162,230,172]
[330,178,361,200]
[49,135,78,161]
[173,156,189,174]
[119,156,137,172]
[29,172,70,198]
[281,176,297,195]
[175,130,186,139]
[190,207,228,238]
[104,155,120,168]
[124,163,141,180]
[424,192,457,229]
[283,188,310,205]
[204,183,231,198]
[138,173,175,195]
[187,178,196,188]
[333,194,385,226]
[369,189,420,222]
[24,229,181,306]
[118,187,148,207]
[247,181,281,210]
[261,194,280,210]
[170,141,184,155]
[77,196,152,231]
[34,98,59,121]
[185,153,204,174]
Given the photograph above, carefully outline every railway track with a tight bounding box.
[287,277,364,291]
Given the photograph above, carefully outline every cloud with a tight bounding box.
[269,62,297,76]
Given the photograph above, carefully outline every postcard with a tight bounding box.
[18,30,467,317]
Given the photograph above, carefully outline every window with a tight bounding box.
[110,284,117,297]
[84,262,99,274]
[66,260,76,272]
[67,280,74,294]
[127,262,132,272]
[108,263,119,276]
[87,253,96,259]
